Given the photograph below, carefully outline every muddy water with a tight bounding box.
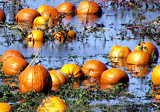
[0,0,160,107]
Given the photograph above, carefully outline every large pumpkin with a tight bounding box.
[56,2,77,15]
[60,63,83,78]
[152,65,160,85]
[134,41,159,62]
[0,49,24,63]
[2,57,28,76]
[82,59,107,78]
[109,45,131,58]
[77,1,102,15]
[15,8,40,28]
[49,70,68,90]
[26,30,44,41]
[101,68,129,84]
[37,5,56,14]
[127,50,152,65]
[0,102,11,112]
[41,8,59,19]
[19,65,52,93]
[0,8,6,22]
[37,96,67,112]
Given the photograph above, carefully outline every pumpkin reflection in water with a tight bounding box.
[100,82,116,91]
[152,86,160,102]
[127,64,150,77]
[109,57,127,68]
[26,40,44,48]
[82,77,100,89]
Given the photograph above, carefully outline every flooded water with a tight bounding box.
[0,0,160,110]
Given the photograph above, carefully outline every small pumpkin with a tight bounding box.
[152,65,160,85]
[0,8,6,22]
[67,30,76,41]
[109,57,127,68]
[26,30,44,41]
[56,2,77,16]
[19,65,52,93]
[127,50,152,65]
[60,63,83,78]
[127,64,150,77]
[101,68,129,84]
[53,31,66,43]
[109,45,131,58]
[77,1,102,15]
[15,8,40,28]
[134,41,159,62]
[82,59,107,78]
[0,102,11,112]
[37,96,67,112]
[26,40,44,48]
[37,4,56,14]
[33,16,53,29]
[82,77,100,89]
[2,57,28,76]
[0,49,24,63]
[49,70,68,90]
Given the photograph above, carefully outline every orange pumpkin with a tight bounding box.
[127,50,152,65]
[82,77,100,89]
[26,30,44,41]
[37,96,67,112]
[109,57,127,68]
[109,45,131,58]
[53,31,66,43]
[2,57,28,76]
[0,102,11,112]
[127,64,150,77]
[101,68,129,84]
[49,70,68,90]
[33,16,53,29]
[37,4,56,14]
[15,8,40,28]
[134,41,159,62]
[26,40,44,48]
[41,8,60,20]
[60,63,83,78]
[19,65,52,93]
[152,65,160,85]
[0,49,24,63]
[0,8,6,22]
[82,59,107,78]
[77,1,102,15]
[56,2,77,16]
[67,30,76,41]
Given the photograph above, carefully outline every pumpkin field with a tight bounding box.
[0,0,160,111]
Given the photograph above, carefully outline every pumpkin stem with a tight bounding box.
[27,48,41,68]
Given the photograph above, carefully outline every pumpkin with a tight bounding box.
[19,65,52,93]
[152,65,160,85]
[56,2,77,16]
[127,50,152,65]
[82,59,107,78]
[41,8,60,20]
[60,63,83,78]
[37,5,56,14]
[127,64,150,77]
[49,70,68,90]
[109,57,127,68]
[134,41,159,62]
[26,40,44,48]
[2,57,28,76]
[15,8,40,28]
[37,96,67,112]
[109,45,131,58]
[0,49,24,63]
[77,1,102,15]
[33,16,53,29]
[53,31,66,43]
[0,8,6,22]
[0,102,11,112]
[101,68,129,84]
[82,77,100,89]
[26,30,44,41]
[67,30,76,41]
